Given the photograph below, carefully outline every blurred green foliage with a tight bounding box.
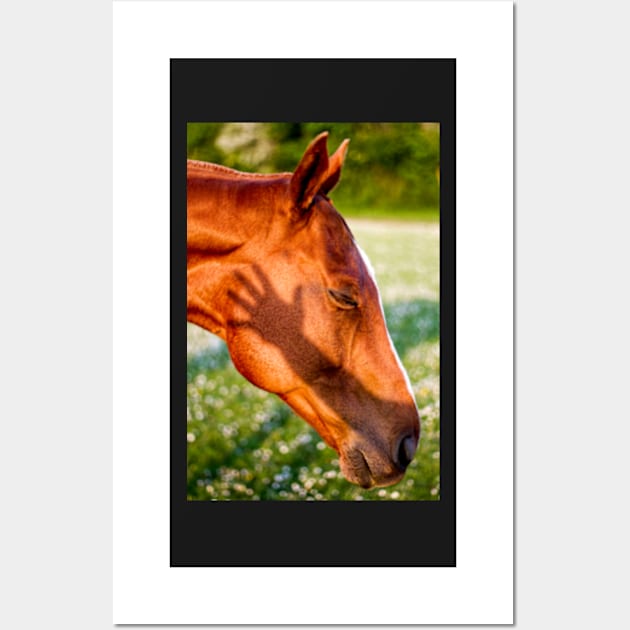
[187,122,439,218]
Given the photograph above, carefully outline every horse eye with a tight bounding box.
[327,288,358,309]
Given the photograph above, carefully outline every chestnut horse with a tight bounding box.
[187,132,420,488]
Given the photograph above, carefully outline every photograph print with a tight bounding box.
[186,122,440,501]
[172,59,455,566]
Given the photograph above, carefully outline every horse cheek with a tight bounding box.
[227,328,297,396]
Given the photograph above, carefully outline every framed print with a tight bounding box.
[172,59,455,567]
[114,1,512,623]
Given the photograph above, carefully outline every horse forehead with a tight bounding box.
[306,204,363,271]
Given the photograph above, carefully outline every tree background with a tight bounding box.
[187,122,439,219]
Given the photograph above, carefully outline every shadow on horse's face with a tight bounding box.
[224,196,420,489]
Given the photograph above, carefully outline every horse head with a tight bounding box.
[187,132,420,488]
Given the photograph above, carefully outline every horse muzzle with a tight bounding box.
[339,432,419,489]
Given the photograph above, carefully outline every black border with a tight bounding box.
[171,60,455,566]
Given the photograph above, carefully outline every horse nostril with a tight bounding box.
[396,435,417,470]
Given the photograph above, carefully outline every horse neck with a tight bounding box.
[187,167,289,260]
[187,167,289,337]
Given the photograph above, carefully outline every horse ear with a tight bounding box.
[320,139,350,195]
[290,132,330,213]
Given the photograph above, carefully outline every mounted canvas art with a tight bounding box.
[172,60,455,566]
[116,2,514,622]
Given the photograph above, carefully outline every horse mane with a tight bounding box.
[188,159,354,244]
[187,159,290,181]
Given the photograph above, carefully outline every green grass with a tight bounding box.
[187,218,440,501]
[339,205,440,223]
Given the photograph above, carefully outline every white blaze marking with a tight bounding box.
[356,245,416,401]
